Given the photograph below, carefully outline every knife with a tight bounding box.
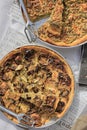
[79,43,87,86]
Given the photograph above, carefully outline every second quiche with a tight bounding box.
[22,0,87,47]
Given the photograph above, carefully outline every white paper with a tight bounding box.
[0,1,87,130]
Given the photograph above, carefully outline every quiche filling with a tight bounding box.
[0,46,74,127]
[23,0,87,47]
[23,0,57,21]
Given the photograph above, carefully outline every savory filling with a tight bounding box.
[23,0,57,21]
[0,46,74,127]
[22,0,87,46]
[25,0,87,46]
[61,0,87,43]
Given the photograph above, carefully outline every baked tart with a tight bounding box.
[0,45,75,127]
[22,0,87,47]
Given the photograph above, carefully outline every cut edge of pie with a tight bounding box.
[21,0,87,47]
[23,0,56,22]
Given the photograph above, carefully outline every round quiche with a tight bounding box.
[22,0,87,47]
[0,45,75,127]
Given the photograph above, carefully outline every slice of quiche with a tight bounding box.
[23,0,56,22]
[38,0,64,42]
[48,0,64,35]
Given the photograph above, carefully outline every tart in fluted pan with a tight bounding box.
[23,0,87,47]
[0,46,74,127]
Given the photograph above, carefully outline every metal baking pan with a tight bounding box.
[18,0,87,48]
[0,44,75,129]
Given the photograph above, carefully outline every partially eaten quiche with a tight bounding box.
[23,0,87,47]
[0,45,75,127]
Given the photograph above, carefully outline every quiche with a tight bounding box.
[0,46,74,127]
[22,0,87,47]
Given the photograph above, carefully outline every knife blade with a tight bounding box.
[79,43,87,86]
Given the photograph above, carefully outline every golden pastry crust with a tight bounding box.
[38,23,87,46]
[0,45,75,127]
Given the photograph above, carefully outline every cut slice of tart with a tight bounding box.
[48,0,64,35]
[38,0,64,42]
[23,0,56,22]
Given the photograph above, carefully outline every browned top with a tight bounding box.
[23,0,87,47]
[0,46,74,127]
[38,0,87,47]
[23,0,56,21]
